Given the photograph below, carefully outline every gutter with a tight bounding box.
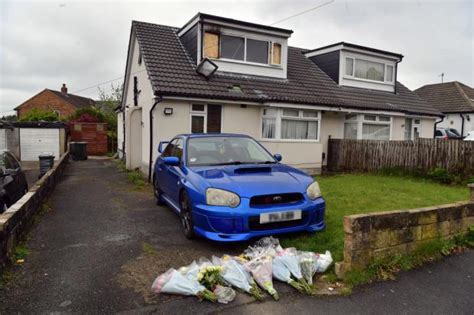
[434,115,445,137]
[460,113,465,137]
[148,96,163,183]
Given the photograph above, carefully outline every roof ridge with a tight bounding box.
[454,81,474,108]
[132,20,179,30]
[46,89,95,101]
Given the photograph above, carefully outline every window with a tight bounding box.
[344,114,391,140]
[345,58,354,76]
[220,34,244,61]
[190,104,222,134]
[203,31,281,66]
[354,59,385,82]
[386,65,394,82]
[246,39,268,64]
[404,118,422,140]
[133,76,139,106]
[272,43,282,65]
[262,108,320,141]
[203,32,219,59]
[138,50,142,65]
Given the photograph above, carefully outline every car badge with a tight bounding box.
[272,195,283,202]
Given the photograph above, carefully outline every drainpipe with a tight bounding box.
[460,113,465,137]
[434,115,445,137]
[148,96,163,183]
[122,108,126,160]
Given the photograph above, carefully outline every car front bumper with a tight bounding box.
[191,197,326,242]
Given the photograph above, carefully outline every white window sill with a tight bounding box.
[259,138,321,144]
[342,75,394,86]
[210,58,283,70]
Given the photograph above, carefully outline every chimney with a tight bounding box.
[61,83,68,94]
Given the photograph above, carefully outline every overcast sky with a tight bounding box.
[0,0,472,114]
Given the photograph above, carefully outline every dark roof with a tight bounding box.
[305,42,404,60]
[133,20,440,116]
[415,81,474,113]
[11,121,68,129]
[178,12,293,35]
[47,89,96,109]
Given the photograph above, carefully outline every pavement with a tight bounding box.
[1,159,473,314]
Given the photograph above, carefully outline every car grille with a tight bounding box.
[249,193,304,207]
[248,212,309,231]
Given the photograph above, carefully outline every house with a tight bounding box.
[15,84,95,119]
[415,81,474,137]
[117,13,441,178]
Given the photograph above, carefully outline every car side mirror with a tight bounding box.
[162,156,180,166]
[274,154,282,162]
[158,141,169,154]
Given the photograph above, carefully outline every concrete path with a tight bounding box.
[0,159,473,313]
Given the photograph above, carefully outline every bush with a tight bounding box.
[19,108,59,122]
[427,168,453,184]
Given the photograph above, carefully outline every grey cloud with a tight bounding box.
[0,0,472,113]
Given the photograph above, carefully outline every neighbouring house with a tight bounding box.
[15,84,96,120]
[117,13,441,177]
[415,81,474,137]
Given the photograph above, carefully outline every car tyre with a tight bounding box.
[153,178,165,206]
[180,191,195,239]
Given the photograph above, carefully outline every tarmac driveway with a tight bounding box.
[1,159,473,313]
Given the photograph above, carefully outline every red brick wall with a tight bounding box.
[16,90,77,119]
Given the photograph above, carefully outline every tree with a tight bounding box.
[19,108,59,122]
[1,114,17,122]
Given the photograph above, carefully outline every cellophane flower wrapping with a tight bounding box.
[298,252,317,285]
[245,255,279,300]
[214,285,236,304]
[244,236,283,260]
[151,268,217,302]
[272,255,306,294]
[314,251,333,273]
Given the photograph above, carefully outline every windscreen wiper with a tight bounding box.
[210,161,244,166]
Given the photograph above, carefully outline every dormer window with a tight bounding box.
[203,31,281,66]
[345,58,388,82]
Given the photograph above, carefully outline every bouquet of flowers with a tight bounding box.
[277,248,312,294]
[272,255,307,293]
[215,255,264,300]
[245,255,279,300]
[151,268,217,302]
[314,251,333,273]
[244,236,282,259]
[298,252,317,285]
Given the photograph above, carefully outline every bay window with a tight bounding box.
[344,114,391,140]
[262,108,320,141]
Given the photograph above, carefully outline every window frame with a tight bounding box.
[261,107,321,142]
[189,104,224,134]
[344,114,392,140]
[204,30,283,68]
[405,118,422,140]
[343,57,395,84]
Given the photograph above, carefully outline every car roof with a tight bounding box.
[176,133,252,139]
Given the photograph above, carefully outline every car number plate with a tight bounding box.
[259,210,302,224]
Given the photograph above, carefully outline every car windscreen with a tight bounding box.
[187,137,275,166]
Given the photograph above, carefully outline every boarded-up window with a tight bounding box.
[207,105,222,133]
[272,43,282,65]
[203,32,219,59]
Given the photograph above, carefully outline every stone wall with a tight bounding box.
[0,152,69,268]
[337,184,474,275]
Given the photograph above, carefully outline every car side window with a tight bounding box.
[172,138,184,160]
[6,153,20,169]
[435,130,443,137]
[161,139,178,157]
[2,153,15,170]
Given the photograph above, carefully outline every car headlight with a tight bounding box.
[306,181,321,200]
[206,188,240,208]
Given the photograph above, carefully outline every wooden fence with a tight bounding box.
[327,138,474,175]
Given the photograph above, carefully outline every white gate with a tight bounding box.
[0,129,6,150]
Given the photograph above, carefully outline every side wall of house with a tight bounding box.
[437,113,474,136]
[122,34,155,172]
[16,90,77,119]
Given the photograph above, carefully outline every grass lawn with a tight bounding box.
[280,174,470,262]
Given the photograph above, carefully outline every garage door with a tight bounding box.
[20,128,60,161]
[0,129,6,150]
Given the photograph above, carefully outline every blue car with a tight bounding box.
[153,133,325,242]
